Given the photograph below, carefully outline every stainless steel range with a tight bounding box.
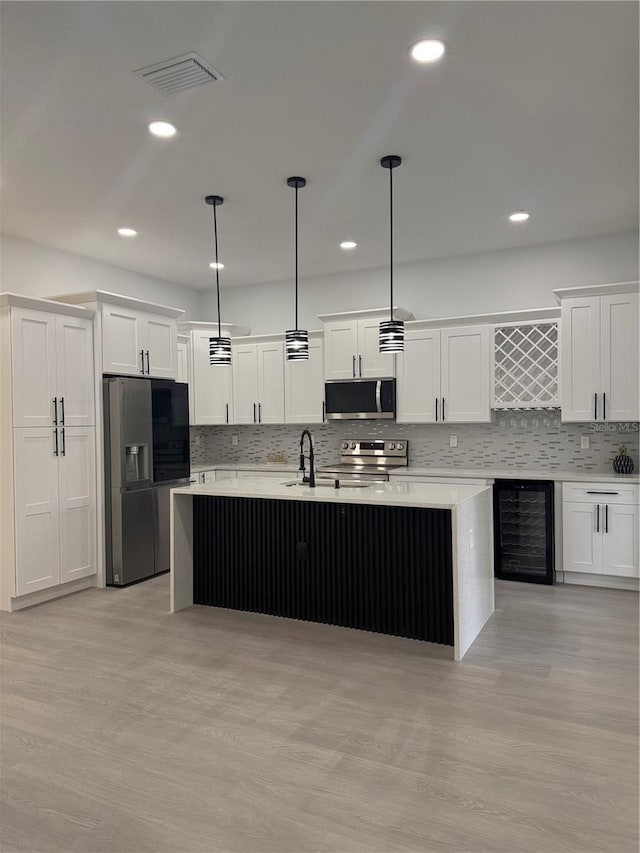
[316,439,408,482]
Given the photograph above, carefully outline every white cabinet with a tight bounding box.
[397,324,491,423]
[562,482,639,580]
[13,426,96,596]
[176,335,190,385]
[560,289,639,422]
[192,331,233,425]
[323,317,396,380]
[11,308,94,428]
[0,295,98,610]
[232,339,285,424]
[13,427,61,595]
[285,336,324,423]
[102,306,177,378]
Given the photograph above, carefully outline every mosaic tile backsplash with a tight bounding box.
[190,413,639,474]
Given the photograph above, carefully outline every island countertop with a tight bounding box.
[171,477,491,510]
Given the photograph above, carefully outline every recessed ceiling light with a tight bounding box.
[148,121,177,138]
[410,39,446,64]
[117,227,137,237]
[509,211,531,223]
[340,241,357,250]
[209,261,225,270]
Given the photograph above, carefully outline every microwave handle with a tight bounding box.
[375,380,382,414]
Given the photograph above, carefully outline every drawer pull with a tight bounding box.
[586,491,619,495]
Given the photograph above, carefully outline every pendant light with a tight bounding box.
[285,176,309,360]
[205,194,232,365]
[379,155,404,353]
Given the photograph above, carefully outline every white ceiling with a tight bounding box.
[1,1,638,290]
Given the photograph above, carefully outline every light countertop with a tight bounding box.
[172,477,490,510]
[190,462,638,484]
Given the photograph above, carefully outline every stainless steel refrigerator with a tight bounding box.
[103,377,190,586]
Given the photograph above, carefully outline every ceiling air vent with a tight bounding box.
[133,52,224,96]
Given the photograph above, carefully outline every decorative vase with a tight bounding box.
[612,444,635,475]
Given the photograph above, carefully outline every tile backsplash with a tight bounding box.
[190,413,639,474]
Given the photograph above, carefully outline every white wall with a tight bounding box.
[206,230,639,333]
[0,233,202,318]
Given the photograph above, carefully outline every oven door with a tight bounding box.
[324,379,395,420]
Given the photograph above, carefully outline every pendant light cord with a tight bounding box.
[389,165,394,322]
[212,203,221,338]
[294,183,299,330]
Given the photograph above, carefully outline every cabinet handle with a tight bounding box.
[53,397,58,426]
[140,350,145,374]
[435,397,438,422]
[53,428,58,457]
[594,392,598,420]
[322,401,325,422]
[603,392,606,421]
[225,403,229,424]
[596,504,599,533]
[253,403,257,423]
[586,491,618,495]
[352,355,356,378]
[61,427,66,457]
[442,398,445,421]
[605,504,609,534]
[358,355,362,377]
[145,350,150,374]
[60,397,65,426]
[258,403,262,423]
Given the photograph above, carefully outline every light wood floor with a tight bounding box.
[1,577,638,853]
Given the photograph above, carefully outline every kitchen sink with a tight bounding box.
[282,480,373,489]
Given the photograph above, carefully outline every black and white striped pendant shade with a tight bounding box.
[379,155,404,353]
[379,319,405,353]
[286,176,309,360]
[209,336,232,365]
[285,329,309,360]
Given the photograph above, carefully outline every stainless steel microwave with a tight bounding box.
[324,379,396,420]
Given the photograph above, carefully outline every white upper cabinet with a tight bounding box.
[48,291,184,380]
[321,309,413,381]
[397,324,491,423]
[440,326,491,423]
[102,303,145,376]
[178,322,249,426]
[11,306,94,428]
[558,284,639,422]
[397,328,441,423]
[11,307,57,428]
[55,314,95,427]
[285,336,324,424]
[232,338,285,424]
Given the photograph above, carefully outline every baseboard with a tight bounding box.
[8,576,96,612]
[562,572,639,592]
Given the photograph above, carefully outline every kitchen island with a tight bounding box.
[170,478,494,661]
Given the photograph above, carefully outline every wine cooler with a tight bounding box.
[493,480,555,584]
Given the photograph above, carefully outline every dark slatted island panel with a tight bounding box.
[193,496,454,647]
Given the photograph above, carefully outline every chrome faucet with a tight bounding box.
[299,429,316,487]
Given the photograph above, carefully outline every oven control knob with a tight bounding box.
[342,442,349,450]
[351,442,356,449]
[389,443,396,450]
[396,442,404,450]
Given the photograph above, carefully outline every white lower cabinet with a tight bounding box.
[13,426,96,597]
[562,483,639,581]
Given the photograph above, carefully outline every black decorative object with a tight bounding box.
[285,176,309,361]
[205,194,232,366]
[379,154,404,353]
[613,444,635,474]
